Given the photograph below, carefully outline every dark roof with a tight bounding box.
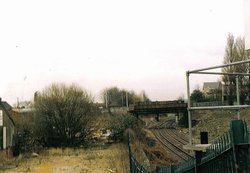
[203,82,221,90]
[0,101,15,126]
[1,101,12,111]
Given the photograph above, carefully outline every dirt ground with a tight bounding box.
[1,143,129,173]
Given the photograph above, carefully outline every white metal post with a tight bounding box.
[186,71,192,145]
[3,126,6,149]
[236,75,240,119]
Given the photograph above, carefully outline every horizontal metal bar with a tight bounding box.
[188,105,250,110]
[188,60,250,74]
[193,71,250,76]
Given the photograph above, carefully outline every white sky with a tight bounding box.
[0,0,245,105]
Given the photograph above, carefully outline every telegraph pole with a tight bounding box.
[126,91,128,108]
[105,90,108,109]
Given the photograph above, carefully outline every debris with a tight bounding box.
[107,168,115,173]
[31,153,39,157]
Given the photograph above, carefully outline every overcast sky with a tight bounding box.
[0,0,246,105]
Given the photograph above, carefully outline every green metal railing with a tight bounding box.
[172,158,195,173]
[201,130,233,163]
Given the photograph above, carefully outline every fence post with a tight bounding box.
[128,133,133,173]
[235,144,250,173]
[230,119,250,173]
[195,151,202,173]
[200,131,208,144]
[195,131,208,173]
[156,166,160,173]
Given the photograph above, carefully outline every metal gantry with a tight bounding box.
[186,59,250,145]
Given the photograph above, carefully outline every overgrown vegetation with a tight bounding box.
[100,87,150,107]
[12,83,142,155]
[34,83,95,147]
[190,88,222,103]
[12,122,40,155]
[129,128,178,170]
[109,114,138,142]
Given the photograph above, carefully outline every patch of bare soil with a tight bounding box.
[131,128,178,170]
[1,144,129,173]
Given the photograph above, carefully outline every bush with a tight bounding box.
[34,83,95,147]
[12,122,42,155]
[109,115,137,142]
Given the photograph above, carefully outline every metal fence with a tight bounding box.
[192,101,227,107]
[201,131,233,163]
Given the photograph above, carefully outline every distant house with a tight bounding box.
[203,82,222,101]
[0,98,15,157]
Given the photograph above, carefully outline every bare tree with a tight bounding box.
[34,83,94,147]
[100,87,150,108]
[222,34,249,104]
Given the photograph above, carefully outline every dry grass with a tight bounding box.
[1,143,129,173]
